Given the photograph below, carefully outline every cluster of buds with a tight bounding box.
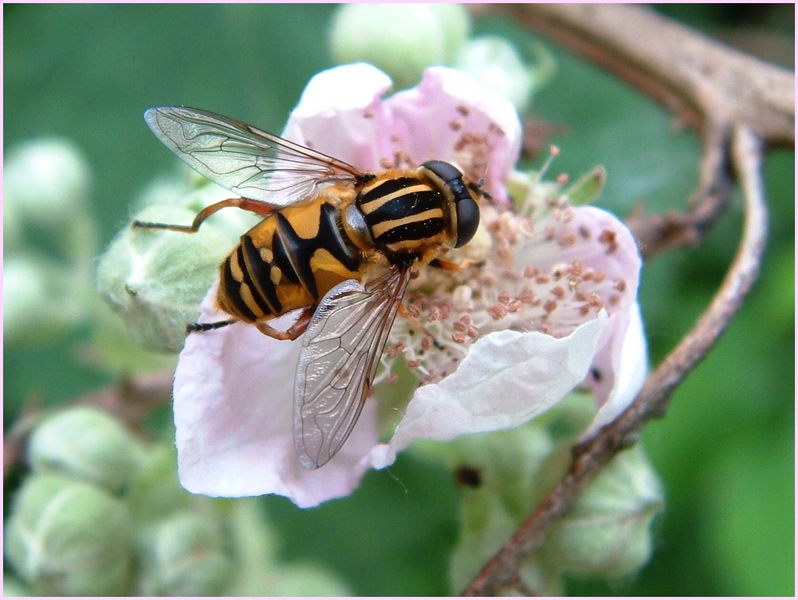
[4,407,350,596]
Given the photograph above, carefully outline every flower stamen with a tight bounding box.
[377,180,625,387]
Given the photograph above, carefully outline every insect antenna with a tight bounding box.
[467,178,493,203]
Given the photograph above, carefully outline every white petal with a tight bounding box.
[569,208,644,412]
[368,315,607,469]
[173,286,379,507]
[586,301,647,435]
[520,206,641,286]
[518,205,645,411]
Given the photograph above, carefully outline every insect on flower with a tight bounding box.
[134,106,489,469]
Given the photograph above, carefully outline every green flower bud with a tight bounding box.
[135,512,231,596]
[225,497,278,595]
[446,424,556,592]
[4,141,99,312]
[183,184,261,238]
[536,391,598,442]
[4,138,91,228]
[266,562,352,596]
[28,406,141,493]
[445,395,601,593]
[96,203,234,353]
[543,444,664,577]
[3,254,80,346]
[454,36,535,112]
[330,4,470,88]
[224,498,352,596]
[89,300,177,376]
[4,473,132,595]
[136,177,257,240]
[127,445,191,525]
[518,558,564,596]
[450,490,523,593]
[456,424,556,512]
[135,173,194,210]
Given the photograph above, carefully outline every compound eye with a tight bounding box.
[455,197,480,248]
[422,160,463,183]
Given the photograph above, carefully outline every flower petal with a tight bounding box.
[282,64,522,201]
[387,66,522,200]
[566,207,644,412]
[586,301,647,435]
[173,285,379,508]
[518,205,644,413]
[280,62,395,172]
[368,315,606,469]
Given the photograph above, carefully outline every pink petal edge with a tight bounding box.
[173,287,380,508]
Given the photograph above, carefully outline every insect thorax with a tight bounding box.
[355,173,451,261]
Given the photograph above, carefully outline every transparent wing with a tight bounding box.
[293,267,412,469]
[145,106,367,205]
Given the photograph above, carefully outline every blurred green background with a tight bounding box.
[4,4,793,596]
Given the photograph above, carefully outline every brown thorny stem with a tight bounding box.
[462,5,789,595]
[2,5,791,595]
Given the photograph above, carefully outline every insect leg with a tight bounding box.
[186,318,238,334]
[255,307,315,341]
[132,198,275,233]
[429,257,484,271]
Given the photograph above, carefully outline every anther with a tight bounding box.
[405,304,421,319]
[523,266,538,278]
[451,331,466,344]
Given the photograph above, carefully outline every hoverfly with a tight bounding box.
[135,106,485,469]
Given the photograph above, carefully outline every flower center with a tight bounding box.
[375,195,628,388]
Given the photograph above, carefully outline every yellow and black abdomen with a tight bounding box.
[217,196,363,323]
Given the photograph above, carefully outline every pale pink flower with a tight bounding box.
[173,64,646,507]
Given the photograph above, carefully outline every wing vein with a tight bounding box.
[293,269,411,469]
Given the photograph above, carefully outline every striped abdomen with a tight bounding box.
[356,174,449,259]
[218,196,362,323]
